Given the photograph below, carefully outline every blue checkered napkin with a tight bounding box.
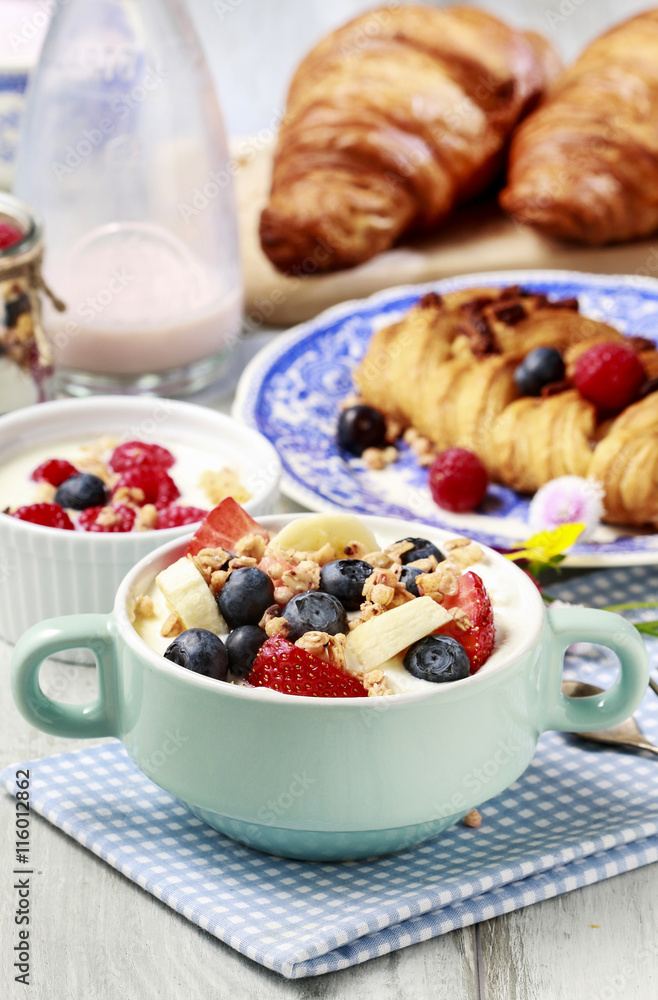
[3,566,658,979]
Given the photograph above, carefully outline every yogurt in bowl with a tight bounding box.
[10,509,648,861]
[131,505,512,698]
[0,396,280,642]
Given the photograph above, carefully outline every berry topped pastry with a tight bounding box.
[341,284,658,529]
[132,501,499,698]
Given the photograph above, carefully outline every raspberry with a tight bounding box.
[428,448,488,513]
[574,341,646,412]
[249,637,367,697]
[157,505,208,529]
[113,467,180,510]
[109,440,175,472]
[10,503,74,530]
[0,221,24,250]
[78,505,136,532]
[436,571,495,672]
[30,459,79,487]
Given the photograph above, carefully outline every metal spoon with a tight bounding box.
[561,680,658,757]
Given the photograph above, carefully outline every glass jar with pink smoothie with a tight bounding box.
[14,0,242,397]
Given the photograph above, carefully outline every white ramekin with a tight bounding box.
[0,396,280,643]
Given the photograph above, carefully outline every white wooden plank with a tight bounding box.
[480,867,658,1000]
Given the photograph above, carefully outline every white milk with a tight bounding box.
[44,222,242,375]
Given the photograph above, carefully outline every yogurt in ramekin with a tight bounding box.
[0,433,251,528]
[0,397,280,643]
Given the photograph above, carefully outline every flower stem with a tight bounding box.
[602,601,658,612]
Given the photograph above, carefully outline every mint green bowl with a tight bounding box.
[10,515,649,861]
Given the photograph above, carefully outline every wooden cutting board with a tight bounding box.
[233,138,658,327]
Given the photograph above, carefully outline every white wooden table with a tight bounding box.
[1,332,657,998]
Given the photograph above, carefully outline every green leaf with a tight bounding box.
[634,620,658,636]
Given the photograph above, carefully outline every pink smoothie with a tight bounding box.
[45,222,243,375]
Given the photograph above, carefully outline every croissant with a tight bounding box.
[353,286,658,527]
[501,10,658,245]
[259,6,560,273]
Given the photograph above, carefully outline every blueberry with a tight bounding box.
[5,292,30,328]
[164,628,228,681]
[319,559,372,611]
[404,635,470,683]
[397,537,444,565]
[337,405,387,456]
[226,625,267,677]
[54,473,109,510]
[282,591,348,642]
[514,347,565,396]
[217,567,274,629]
[400,565,423,597]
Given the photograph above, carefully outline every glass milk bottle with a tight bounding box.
[14,0,242,397]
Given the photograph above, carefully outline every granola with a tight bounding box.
[134,504,158,532]
[199,467,252,506]
[295,631,346,670]
[160,611,184,639]
[362,669,394,697]
[462,808,483,829]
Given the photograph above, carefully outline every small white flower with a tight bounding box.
[528,476,605,541]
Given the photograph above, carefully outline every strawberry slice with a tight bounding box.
[436,571,495,673]
[185,498,268,557]
[249,636,367,698]
[257,552,296,579]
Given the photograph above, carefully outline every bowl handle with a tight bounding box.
[11,615,119,739]
[544,606,649,732]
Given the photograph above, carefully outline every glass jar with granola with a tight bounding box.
[0,191,63,413]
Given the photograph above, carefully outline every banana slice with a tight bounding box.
[156,557,227,635]
[273,513,378,557]
[345,596,450,674]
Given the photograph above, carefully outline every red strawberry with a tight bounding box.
[31,459,79,487]
[186,498,268,557]
[78,505,136,532]
[436,571,495,673]
[113,467,180,510]
[249,636,367,698]
[109,440,175,472]
[157,505,208,529]
[10,503,74,530]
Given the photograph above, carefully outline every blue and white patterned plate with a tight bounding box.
[234,270,658,567]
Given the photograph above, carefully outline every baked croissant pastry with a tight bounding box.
[353,286,658,527]
[501,10,658,244]
[260,6,560,273]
